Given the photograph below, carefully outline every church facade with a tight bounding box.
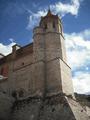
[0,10,89,120]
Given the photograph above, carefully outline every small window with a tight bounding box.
[53,22,55,28]
[1,67,4,75]
[44,24,47,29]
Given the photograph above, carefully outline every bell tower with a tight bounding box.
[40,9,67,62]
[33,10,74,97]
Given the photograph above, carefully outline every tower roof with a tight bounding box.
[45,9,58,18]
[40,9,59,25]
[47,9,53,16]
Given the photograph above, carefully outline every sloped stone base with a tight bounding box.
[10,95,89,120]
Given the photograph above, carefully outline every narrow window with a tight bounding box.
[44,24,47,29]
[1,67,4,75]
[53,22,55,28]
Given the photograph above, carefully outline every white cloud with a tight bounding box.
[65,29,90,70]
[9,38,15,43]
[65,29,90,94]
[51,0,82,16]
[0,39,16,56]
[73,72,90,94]
[27,0,83,29]
[27,10,47,29]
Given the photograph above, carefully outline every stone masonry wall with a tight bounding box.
[10,95,89,120]
[60,59,74,95]
[46,58,62,96]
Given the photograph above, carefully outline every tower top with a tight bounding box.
[43,9,58,18]
[40,9,60,26]
[47,9,53,16]
[38,9,63,34]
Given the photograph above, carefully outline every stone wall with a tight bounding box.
[0,79,8,93]
[12,64,33,94]
[13,54,33,71]
[60,59,74,95]
[10,95,89,120]
[45,32,62,62]
[46,58,62,96]
[11,98,41,120]
[32,61,45,97]
[0,92,14,120]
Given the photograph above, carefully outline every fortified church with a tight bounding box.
[0,10,89,120]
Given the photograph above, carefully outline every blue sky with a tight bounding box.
[0,0,90,94]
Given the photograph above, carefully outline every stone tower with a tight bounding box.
[27,10,89,120]
[33,9,74,97]
[0,10,89,120]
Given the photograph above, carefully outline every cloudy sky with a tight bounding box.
[0,0,90,94]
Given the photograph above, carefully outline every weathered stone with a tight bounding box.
[0,10,89,120]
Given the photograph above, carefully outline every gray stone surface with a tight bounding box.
[0,92,14,120]
[11,98,41,120]
[10,95,90,120]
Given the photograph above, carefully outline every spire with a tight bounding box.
[40,9,59,26]
[47,9,52,16]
